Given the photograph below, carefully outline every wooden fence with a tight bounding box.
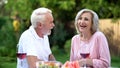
[99,19,120,39]
[99,19,120,56]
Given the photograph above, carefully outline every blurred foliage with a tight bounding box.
[0,0,120,57]
[3,0,77,50]
[0,17,6,29]
[0,17,17,57]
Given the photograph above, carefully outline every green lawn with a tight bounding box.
[0,53,120,68]
[0,57,16,68]
[53,50,120,67]
[0,62,16,68]
[0,40,120,68]
[111,56,120,67]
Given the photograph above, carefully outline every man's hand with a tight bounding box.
[48,54,56,61]
[27,56,38,68]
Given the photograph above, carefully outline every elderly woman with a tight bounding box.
[70,9,111,68]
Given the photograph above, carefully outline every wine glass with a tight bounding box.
[79,44,90,68]
[16,44,26,67]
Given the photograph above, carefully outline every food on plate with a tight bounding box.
[36,61,62,68]
[62,61,80,68]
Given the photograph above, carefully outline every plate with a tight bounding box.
[36,61,62,68]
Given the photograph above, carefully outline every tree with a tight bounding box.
[4,0,76,50]
[2,0,120,51]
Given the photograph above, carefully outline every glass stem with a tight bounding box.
[84,59,86,68]
[21,59,23,67]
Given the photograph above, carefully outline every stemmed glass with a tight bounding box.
[79,44,90,68]
[17,53,26,66]
[16,44,26,67]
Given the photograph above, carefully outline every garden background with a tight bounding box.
[0,0,120,68]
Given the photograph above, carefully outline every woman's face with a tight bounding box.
[77,12,92,34]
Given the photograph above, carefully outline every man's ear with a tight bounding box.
[37,22,42,28]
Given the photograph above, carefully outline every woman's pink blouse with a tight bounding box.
[70,31,111,68]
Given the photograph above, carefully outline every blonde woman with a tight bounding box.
[70,9,111,68]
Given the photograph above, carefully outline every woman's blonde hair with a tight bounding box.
[75,9,99,34]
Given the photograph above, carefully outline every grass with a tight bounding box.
[0,62,16,68]
[53,50,120,67]
[111,56,120,67]
[0,40,120,68]
[52,40,120,67]
[0,53,120,68]
[0,57,16,68]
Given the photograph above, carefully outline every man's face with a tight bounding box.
[41,13,55,35]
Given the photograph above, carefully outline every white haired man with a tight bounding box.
[17,7,56,68]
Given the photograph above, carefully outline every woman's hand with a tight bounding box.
[78,59,86,67]
[78,58,93,67]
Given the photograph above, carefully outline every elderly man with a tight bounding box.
[17,7,56,68]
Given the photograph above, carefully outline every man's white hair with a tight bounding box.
[30,7,52,28]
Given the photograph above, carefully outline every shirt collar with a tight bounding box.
[29,26,45,40]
